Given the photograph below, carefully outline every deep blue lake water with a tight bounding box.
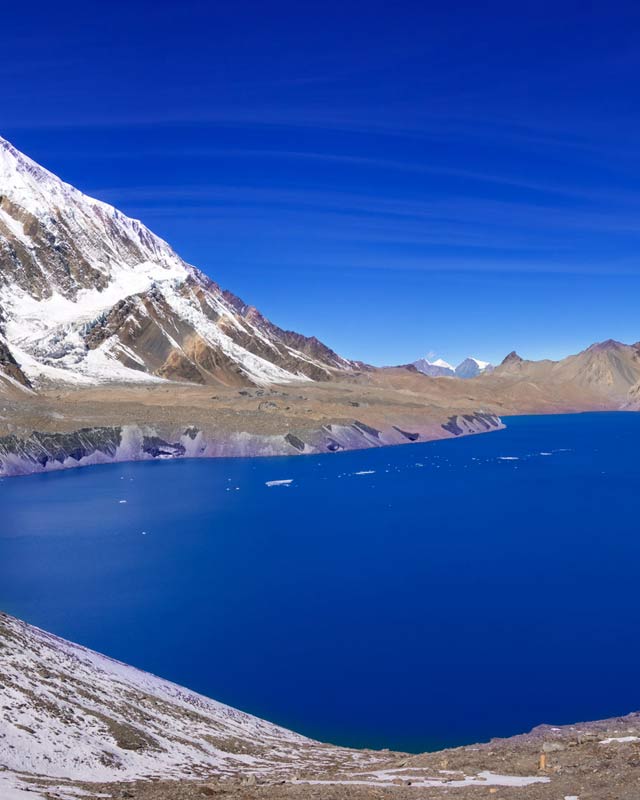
[2,412,640,753]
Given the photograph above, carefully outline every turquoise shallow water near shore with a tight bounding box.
[1,412,640,753]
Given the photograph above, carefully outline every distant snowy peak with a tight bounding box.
[468,357,491,369]
[412,357,456,377]
[454,357,495,379]
[413,355,494,379]
[431,358,455,371]
[0,136,353,389]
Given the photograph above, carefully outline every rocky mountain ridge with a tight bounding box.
[494,339,640,404]
[0,136,354,390]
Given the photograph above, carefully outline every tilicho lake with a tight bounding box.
[1,412,639,753]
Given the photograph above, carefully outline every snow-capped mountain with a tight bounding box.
[412,355,494,379]
[454,357,494,379]
[0,136,353,389]
[412,357,456,377]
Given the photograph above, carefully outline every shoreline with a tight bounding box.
[0,411,504,479]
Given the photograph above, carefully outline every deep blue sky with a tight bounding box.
[3,0,640,366]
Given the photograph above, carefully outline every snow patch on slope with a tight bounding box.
[0,612,325,783]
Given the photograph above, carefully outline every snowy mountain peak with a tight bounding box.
[0,136,352,389]
[412,356,455,377]
[430,357,455,370]
[412,354,494,379]
[455,357,494,379]
[0,134,98,219]
[467,357,490,369]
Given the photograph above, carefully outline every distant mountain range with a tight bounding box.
[413,356,494,378]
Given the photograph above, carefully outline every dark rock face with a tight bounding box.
[442,413,501,436]
[442,417,464,436]
[284,433,306,452]
[141,436,186,458]
[0,339,32,389]
[353,420,381,439]
[0,197,109,300]
[392,426,420,441]
[0,427,122,470]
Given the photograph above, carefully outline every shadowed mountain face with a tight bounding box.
[0,137,353,390]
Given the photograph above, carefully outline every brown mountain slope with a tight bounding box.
[492,340,640,405]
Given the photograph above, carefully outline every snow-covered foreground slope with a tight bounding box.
[0,612,370,784]
[0,137,353,388]
[0,612,569,798]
